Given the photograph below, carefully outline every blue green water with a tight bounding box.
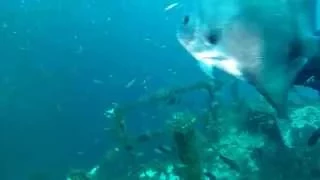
[0,0,206,179]
[3,0,320,180]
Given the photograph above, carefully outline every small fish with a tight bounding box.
[136,132,152,143]
[130,151,144,158]
[124,144,134,152]
[154,148,163,154]
[75,45,83,54]
[164,2,179,12]
[88,166,100,177]
[204,171,216,180]
[305,76,316,85]
[158,145,172,153]
[166,95,180,105]
[295,55,320,93]
[2,22,8,28]
[219,154,240,172]
[154,145,172,154]
[93,79,104,84]
[308,128,320,146]
[77,151,84,156]
[125,78,136,88]
[175,163,187,168]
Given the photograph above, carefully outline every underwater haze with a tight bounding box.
[4,0,320,180]
[0,0,204,179]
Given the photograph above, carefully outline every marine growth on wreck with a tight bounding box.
[65,77,320,180]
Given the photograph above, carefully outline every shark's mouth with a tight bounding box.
[191,48,243,78]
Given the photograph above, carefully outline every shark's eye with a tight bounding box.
[207,30,220,45]
[183,15,190,25]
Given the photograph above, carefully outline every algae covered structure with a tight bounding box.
[67,79,320,180]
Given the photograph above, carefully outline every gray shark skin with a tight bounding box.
[177,0,320,120]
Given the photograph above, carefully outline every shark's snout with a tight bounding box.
[177,13,244,78]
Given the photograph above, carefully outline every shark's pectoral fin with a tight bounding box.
[247,57,308,147]
[246,58,308,119]
[249,73,289,119]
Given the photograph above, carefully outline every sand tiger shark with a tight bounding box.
[177,0,320,146]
